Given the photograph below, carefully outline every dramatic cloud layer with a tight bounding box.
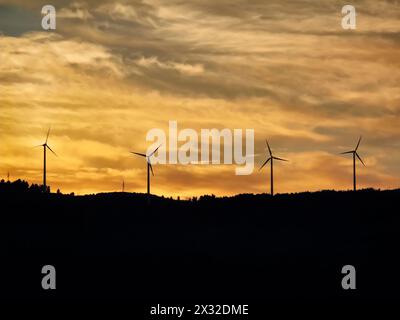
[0,0,399,196]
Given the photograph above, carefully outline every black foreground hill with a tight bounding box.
[1,179,399,304]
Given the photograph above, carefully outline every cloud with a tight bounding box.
[59,9,93,21]
[0,0,399,195]
[95,2,157,28]
[136,56,204,76]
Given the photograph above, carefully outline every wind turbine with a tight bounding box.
[259,140,288,196]
[341,136,365,191]
[130,144,161,200]
[35,127,57,193]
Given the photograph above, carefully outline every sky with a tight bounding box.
[0,0,399,197]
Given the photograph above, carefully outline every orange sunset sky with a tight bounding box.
[1,0,399,197]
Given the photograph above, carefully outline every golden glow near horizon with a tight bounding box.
[0,0,399,197]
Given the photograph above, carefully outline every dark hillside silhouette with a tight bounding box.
[1,179,399,305]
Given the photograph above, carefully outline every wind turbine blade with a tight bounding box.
[259,158,271,171]
[273,156,288,162]
[148,144,162,157]
[355,136,362,151]
[46,145,57,157]
[340,151,354,155]
[149,162,154,176]
[130,152,146,157]
[266,140,272,156]
[34,144,44,148]
[356,152,365,166]
[45,127,51,144]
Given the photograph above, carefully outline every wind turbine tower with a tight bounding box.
[36,127,57,193]
[341,136,365,191]
[130,144,161,201]
[259,140,288,196]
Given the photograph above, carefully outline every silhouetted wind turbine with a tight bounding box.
[35,127,57,193]
[130,144,161,200]
[341,136,365,191]
[259,140,288,196]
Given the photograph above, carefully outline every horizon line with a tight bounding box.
[1,177,399,199]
